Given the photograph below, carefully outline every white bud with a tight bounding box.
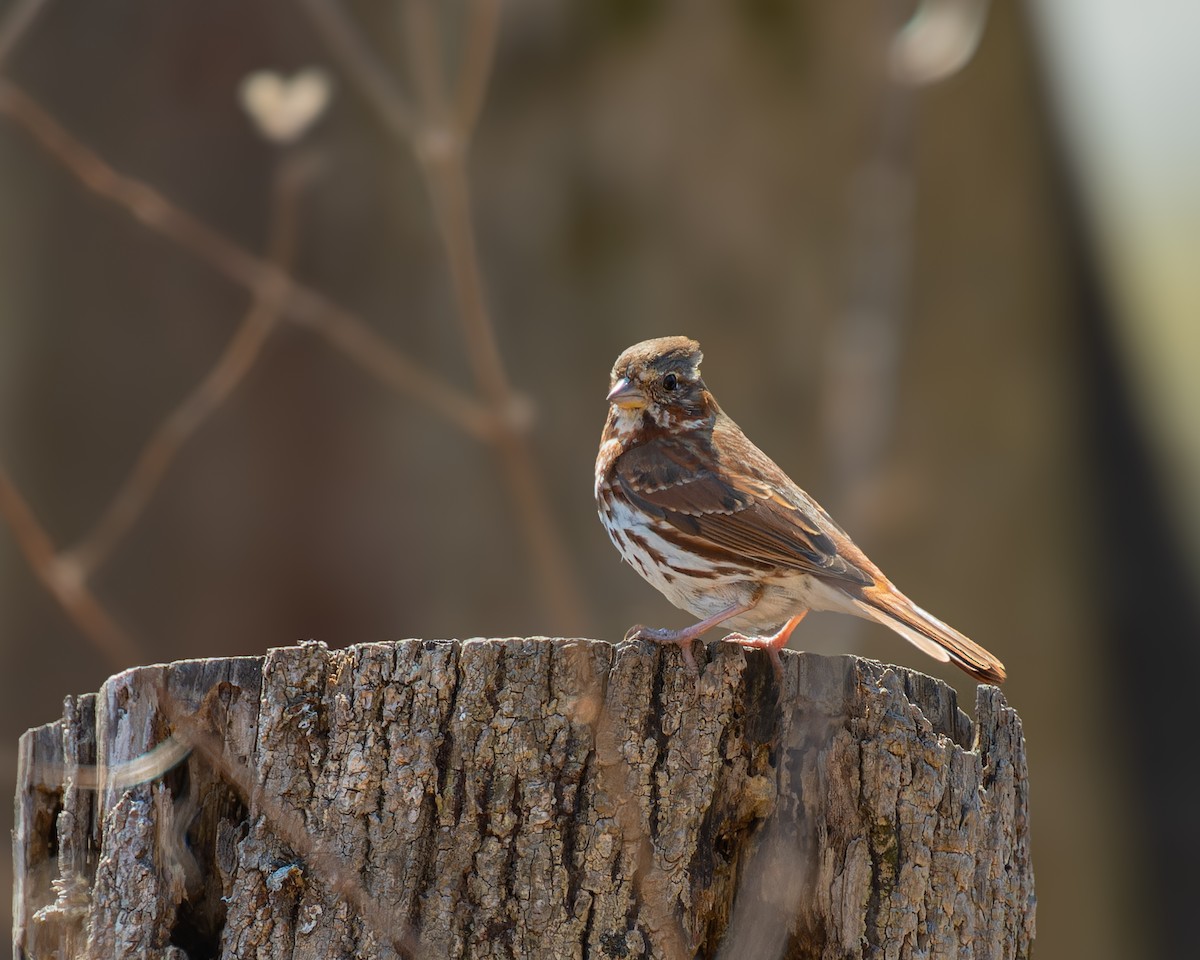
[239,67,333,144]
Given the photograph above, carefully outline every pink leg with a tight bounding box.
[724,610,809,679]
[625,600,757,674]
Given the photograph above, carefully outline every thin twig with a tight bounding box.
[297,0,504,400]
[453,0,500,139]
[409,10,587,630]
[420,155,511,402]
[302,0,589,631]
[402,2,509,401]
[61,158,309,578]
[0,465,142,666]
[401,0,450,127]
[297,0,416,142]
[0,77,496,443]
[0,0,50,69]
[23,735,193,793]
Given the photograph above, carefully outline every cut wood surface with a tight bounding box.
[13,638,1035,959]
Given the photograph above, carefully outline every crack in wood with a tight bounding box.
[13,638,1035,959]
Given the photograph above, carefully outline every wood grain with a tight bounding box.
[13,639,1034,959]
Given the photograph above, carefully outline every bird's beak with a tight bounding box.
[606,377,646,410]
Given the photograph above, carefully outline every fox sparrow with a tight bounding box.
[594,336,1006,683]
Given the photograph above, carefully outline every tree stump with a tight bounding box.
[12,638,1034,959]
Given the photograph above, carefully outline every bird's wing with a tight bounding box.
[613,419,874,586]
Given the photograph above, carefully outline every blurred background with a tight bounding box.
[2,1,1198,956]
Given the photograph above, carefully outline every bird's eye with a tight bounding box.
[662,373,678,391]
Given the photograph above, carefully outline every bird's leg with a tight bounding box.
[724,610,809,679]
[625,600,757,675]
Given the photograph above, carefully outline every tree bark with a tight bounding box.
[12,638,1034,960]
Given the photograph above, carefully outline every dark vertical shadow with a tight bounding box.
[1073,169,1200,960]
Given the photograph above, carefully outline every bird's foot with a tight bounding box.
[723,632,784,681]
[721,613,808,682]
[723,632,781,650]
[624,624,701,675]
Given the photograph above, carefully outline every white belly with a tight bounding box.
[598,494,859,635]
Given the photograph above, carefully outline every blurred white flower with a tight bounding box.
[889,0,991,87]
[239,67,333,144]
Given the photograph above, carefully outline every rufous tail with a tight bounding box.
[853,586,1007,684]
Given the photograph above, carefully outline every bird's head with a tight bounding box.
[606,336,712,431]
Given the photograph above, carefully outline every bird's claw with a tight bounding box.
[624,625,701,677]
[723,632,784,682]
[624,624,679,643]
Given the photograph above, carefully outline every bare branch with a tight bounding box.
[303,3,589,630]
[418,147,587,629]
[299,1,509,403]
[0,464,142,666]
[453,0,501,138]
[400,0,450,127]
[0,77,496,442]
[297,0,417,142]
[421,158,511,398]
[62,159,310,578]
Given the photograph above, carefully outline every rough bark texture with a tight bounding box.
[13,639,1035,959]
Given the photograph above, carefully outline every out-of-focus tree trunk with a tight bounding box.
[13,639,1033,959]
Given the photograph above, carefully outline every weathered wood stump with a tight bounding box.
[13,638,1034,959]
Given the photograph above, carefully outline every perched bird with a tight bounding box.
[594,336,1006,683]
